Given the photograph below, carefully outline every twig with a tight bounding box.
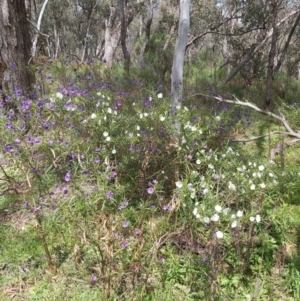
[27,18,51,38]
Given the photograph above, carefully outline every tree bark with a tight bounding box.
[0,0,34,95]
[119,0,131,73]
[265,2,278,111]
[102,6,120,69]
[170,0,190,143]
[140,0,153,55]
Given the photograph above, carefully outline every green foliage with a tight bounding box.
[1,60,300,300]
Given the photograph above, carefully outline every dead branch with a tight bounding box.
[192,93,300,139]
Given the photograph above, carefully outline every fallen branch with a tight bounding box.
[192,93,300,139]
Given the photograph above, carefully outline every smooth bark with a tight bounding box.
[31,0,50,58]
[170,0,190,142]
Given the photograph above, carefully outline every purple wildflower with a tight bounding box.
[122,221,129,228]
[62,186,68,195]
[147,187,155,195]
[106,191,113,199]
[94,157,100,164]
[121,241,127,249]
[4,145,14,152]
[163,205,170,211]
[33,205,41,213]
[91,275,97,282]
[64,172,71,182]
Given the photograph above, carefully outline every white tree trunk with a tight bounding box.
[170,0,190,142]
[31,0,50,58]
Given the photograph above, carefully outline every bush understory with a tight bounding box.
[1,59,300,300]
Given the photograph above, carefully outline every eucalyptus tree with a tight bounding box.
[170,0,190,143]
[0,0,34,95]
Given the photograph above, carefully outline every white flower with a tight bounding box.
[190,126,197,132]
[216,116,221,121]
[103,131,109,137]
[259,183,266,188]
[139,113,143,118]
[175,181,183,189]
[56,92,63,99]
[228,181,236,191]
[91,113,97,119]
[269,172,274,177]
[199,129,203,134]
[258,165,264,171]
[231,220,237,228]
[203,216,210,224]
[112,149,116,154]
[137,125,140,130]
[215,205,222,213]
[257,172,262,178]
[231,214,236,219]
[107,108,112,114]
[216,231,224,239]
[196,213,200,219]
[256,215,261,223]
[193,208,198,216]
[190,192,196,199]
[159,115,165,121]
[249,216,255,222]
[157,93,163,98]
[237,210,243,218]
[211,214,220,222]
[144,113,148,117]
[250,184,256,190]
[196,159,201,165]
[208,164,214,170]
[106,136,111,142]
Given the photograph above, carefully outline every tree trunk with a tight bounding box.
[0,0,34,95]
[102,6,120,69]
[119,0,131,73]
[265,3,278,111]
[140,0,153,56]
[170,0,190,143]
[31,0,50,58]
